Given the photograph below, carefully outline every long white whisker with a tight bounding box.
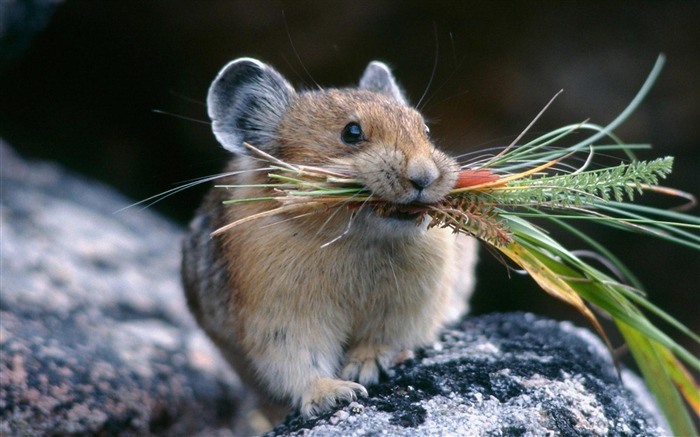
[258,210,319,230]
[151,109,210,125]
[416,23,440,110]
[115,167,271,213]
[314,188,372,238]
[320,211,356,248]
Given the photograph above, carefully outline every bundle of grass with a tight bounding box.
[214,56,699,434]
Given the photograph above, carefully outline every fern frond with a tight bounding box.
[491,157,674,208]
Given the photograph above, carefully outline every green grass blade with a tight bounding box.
[521,207,646,290]
[504,215,699,371]
[223,196,277,204]
[618,322,698,436]
[567,54,666,152]
[527,212,700,345]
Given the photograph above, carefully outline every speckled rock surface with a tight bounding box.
[0,142,243,436]
[268,313,667,437]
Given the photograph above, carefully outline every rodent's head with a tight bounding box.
[208,58,458,222]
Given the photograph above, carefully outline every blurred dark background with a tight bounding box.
[1,1,698,365]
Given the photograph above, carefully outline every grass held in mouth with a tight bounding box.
[216,55,699,434]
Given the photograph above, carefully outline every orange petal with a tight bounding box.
[455,169,500,188]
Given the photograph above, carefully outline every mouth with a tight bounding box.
[374,203,430,222]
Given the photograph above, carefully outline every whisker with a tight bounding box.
[258,210,319,230]
[167,90,206,106]
[151,109,210,125]
[416,22,440,110]
[282,10,321,90]
[320,211,356,248]
[116,167,270,213]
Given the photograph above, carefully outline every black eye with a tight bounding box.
[341,122,364,144]
[423,124,430,136]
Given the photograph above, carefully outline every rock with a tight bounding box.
[268,313,667,436]
[0,141,243,436]
[0,141,667,436]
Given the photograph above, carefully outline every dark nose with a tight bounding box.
[407,158,439,191]
[409,174,437,190]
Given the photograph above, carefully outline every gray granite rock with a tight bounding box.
[0,141,243,436]
[268,313,667,436]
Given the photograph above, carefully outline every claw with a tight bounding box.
[300,378,368,418]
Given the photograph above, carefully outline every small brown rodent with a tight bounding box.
[182,58,478,422]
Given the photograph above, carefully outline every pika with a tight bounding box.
[182,58,478,421]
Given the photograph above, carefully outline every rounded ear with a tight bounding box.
[207,58,295,154]
[359,61,408,106]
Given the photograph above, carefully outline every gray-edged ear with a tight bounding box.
[207,57,294,154]
[359,61,408,106]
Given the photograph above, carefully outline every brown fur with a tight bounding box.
[182,58,478,423]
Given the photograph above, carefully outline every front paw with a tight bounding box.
[300,378,368,418]
[341,345,406,385]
